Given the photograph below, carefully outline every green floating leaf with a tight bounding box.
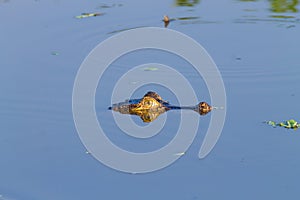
[288,119,298,127]
[266,119,300,130]
[76,13,102,19]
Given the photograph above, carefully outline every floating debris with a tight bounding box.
[143,67,159,71]
[174,152,185,156]
[76,13,102,19]
[265,119,300,129]
[85,151,91,154]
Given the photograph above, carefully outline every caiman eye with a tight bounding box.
[145,100,152,106]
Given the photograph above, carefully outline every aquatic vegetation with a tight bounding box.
[270,15,295,18]
[265,119,300,129]
[175,0,200,7]
[270,0,298,13]
[237,0,299,26]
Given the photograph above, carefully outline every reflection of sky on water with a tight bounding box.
[0,0,300,199]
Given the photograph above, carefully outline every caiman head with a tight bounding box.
[129,96,164,111]
[109,91,212,122]
[129,96,167,123]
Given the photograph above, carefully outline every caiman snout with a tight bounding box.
[198,102,212,115]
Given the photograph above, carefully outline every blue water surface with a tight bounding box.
[1,0,300,199]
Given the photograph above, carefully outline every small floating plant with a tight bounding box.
[265,119,300,130]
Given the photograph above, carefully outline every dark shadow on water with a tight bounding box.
[107,26,147,35]
[177,16,200,20]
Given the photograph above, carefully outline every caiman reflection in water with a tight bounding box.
[109,91,212,123]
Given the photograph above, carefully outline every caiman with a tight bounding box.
[109,91,212,123]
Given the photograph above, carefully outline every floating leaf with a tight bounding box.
[289,119,297,126]
[265,119,300,129]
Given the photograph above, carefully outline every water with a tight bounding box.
[1,0,300,199]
